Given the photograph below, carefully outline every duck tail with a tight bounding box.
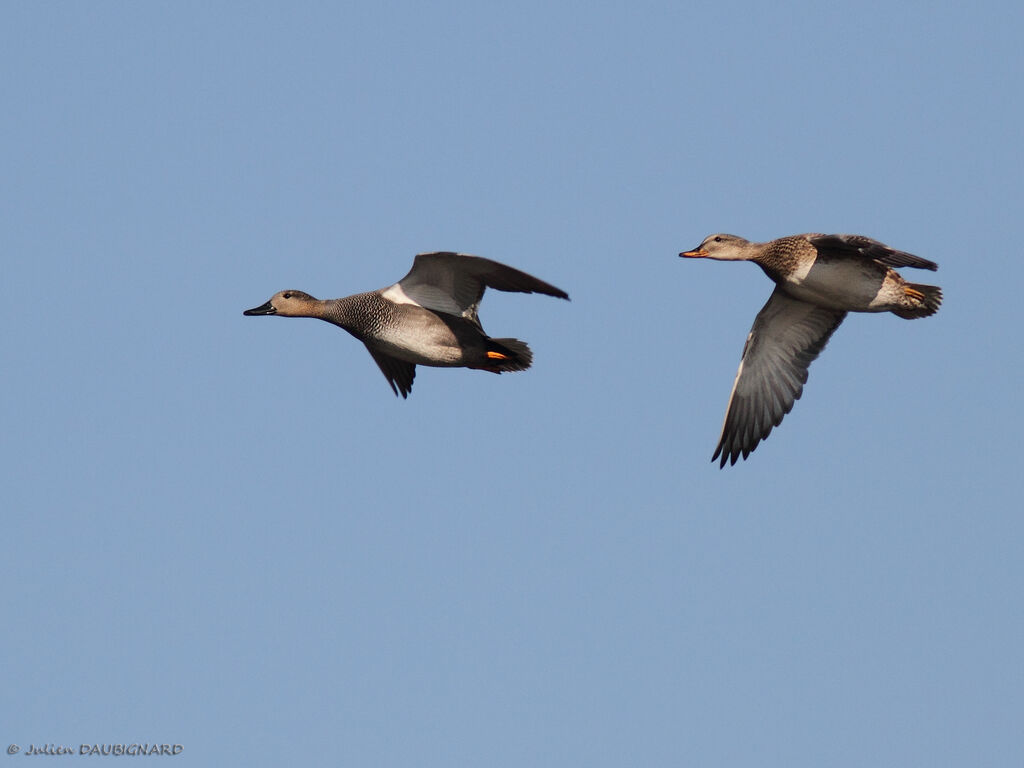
[482,338,533,372]
[894,283,943,319]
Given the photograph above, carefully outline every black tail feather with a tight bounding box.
[485,338,533,372]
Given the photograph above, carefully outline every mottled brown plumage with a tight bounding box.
[680,233,942,467]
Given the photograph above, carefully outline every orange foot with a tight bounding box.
[904,286,925,300]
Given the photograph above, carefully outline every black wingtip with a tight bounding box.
[536,286,570,301]
[711,445,729,469]
[387,380,411,399]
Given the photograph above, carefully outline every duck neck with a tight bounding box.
[321,292,388,338]
[748,242,793,281]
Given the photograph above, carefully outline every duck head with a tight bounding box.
[680,234,753,261]
[243,290,319,317]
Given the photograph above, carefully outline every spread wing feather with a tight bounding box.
[366,346,416,399]
[393,252,569,321]
[714,288,847,467]
[809,234,938,271]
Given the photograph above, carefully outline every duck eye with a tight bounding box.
[283,292,292,299]
[714,236,723,243]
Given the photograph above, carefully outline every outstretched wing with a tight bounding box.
[385,252,569,321]
[810,234,938,271]
[714,287,846,467]
[366,346,416,399]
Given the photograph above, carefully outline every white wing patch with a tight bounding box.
[380,283,418,306]
[383,281,463,316]
[789,254,815,283]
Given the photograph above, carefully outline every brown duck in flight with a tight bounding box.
[680,233,942,467]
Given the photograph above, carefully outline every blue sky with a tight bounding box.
[2,1,1022,765]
